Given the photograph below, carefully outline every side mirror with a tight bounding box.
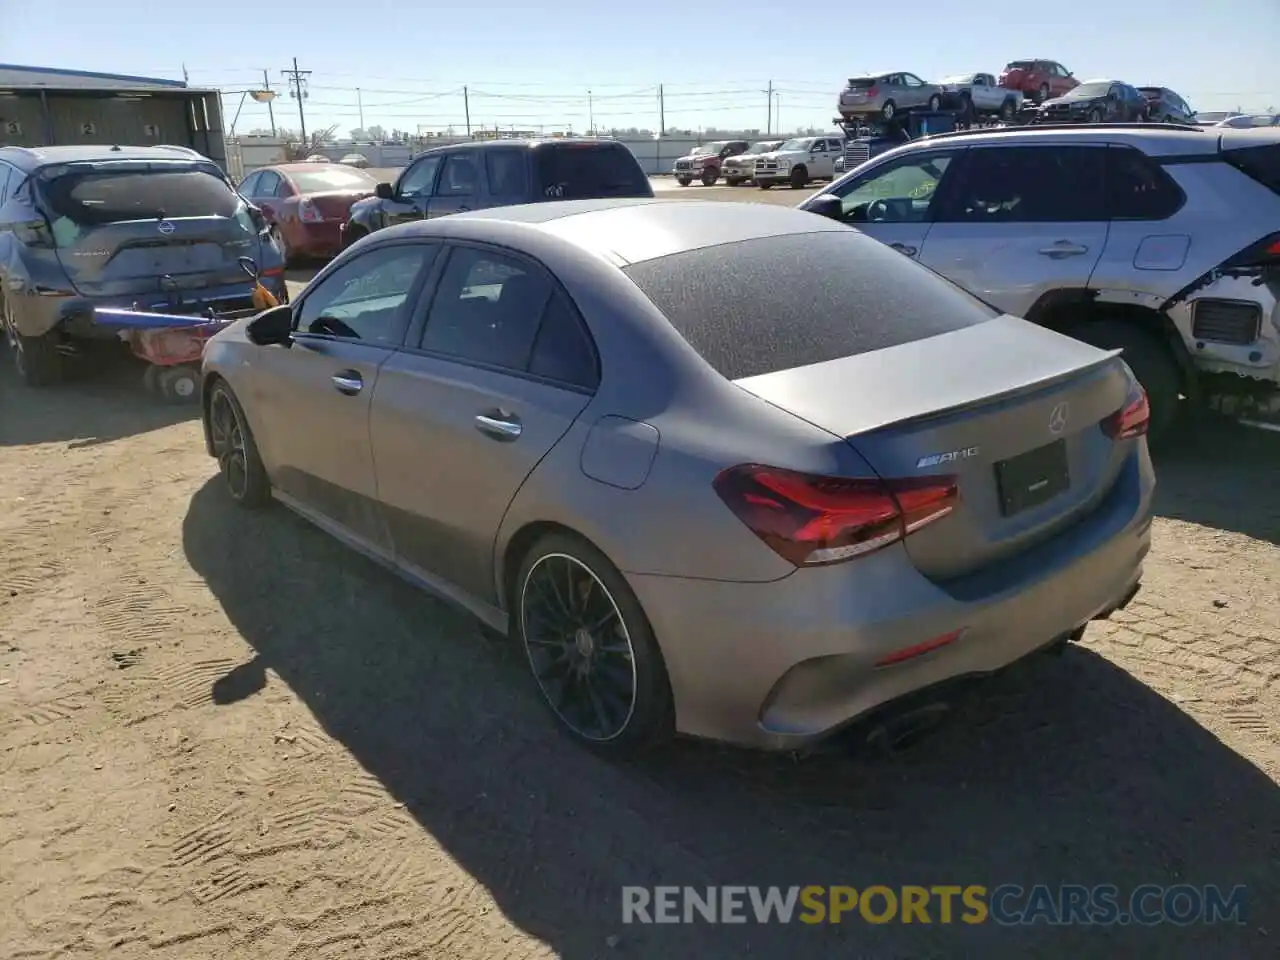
[246,304,294,346]
[806,194,843,220]
[375,182,394,200]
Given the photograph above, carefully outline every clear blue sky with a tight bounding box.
[4,1,1277,136]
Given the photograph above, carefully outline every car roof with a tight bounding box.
[0,143,209,171]
[384,198,849,266]
[906,123,1222,158]
[413,137,624,156]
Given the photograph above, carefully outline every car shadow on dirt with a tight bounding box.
[0,351,197,448]
[184,479,1278,960]
[1151,420,1280,544]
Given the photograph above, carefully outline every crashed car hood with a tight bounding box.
[348,195,380,218]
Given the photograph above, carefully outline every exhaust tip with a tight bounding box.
[865,701,952,754]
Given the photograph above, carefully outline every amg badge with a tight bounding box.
[917,446,980,470]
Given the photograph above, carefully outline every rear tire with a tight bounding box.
[757,180,773,190]
[513,531,674,758]
[927,94,942,111]
[1066,320,1181,443]
[1088,108,1104,124]
[881,100,897,121]
[1038,83,1050,103]
[700,168,718,186]
[9,331,64,387]
[1000,98,1017,121]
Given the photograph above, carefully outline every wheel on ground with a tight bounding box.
[156,365,201,404]
[1066,320,1181,443]
[789,166,808,189]
[700,168,718,186]
[881,100,897,120]
[927,94,942,111]
[7,329,64,386]
[726,177,744,186]
[206,379,271,507]
[676,177,692,187]
[514,532,674,757]
[757,180,773,190]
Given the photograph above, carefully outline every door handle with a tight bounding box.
[474,411,522,441]
[890,242,918,257]
[1038,241,1089,258]
[331,370,363,395]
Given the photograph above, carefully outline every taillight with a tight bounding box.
[866,86,879,98]
[1101,381,1151,441]
[712,464,958,567]
[299,198,323,223]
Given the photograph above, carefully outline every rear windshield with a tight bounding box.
[535,143,650,200]
[1005,61,1035,70]
[1223,144,1280,195]
[288,167,376,192]
[847,78,878,88]
[38,164,240,226]
[622,231,999,380]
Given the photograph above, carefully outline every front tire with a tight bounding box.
[676,177,692,187]
[789,166,808,189]
[206,379,271,507]
[1088,107,1104,124]
[1038,83,1050,103]
[1000,98,1017,121]
[514,532,674,758]
[757,180,773,190]
[700,168,718,186]
[1066,320,1181,443]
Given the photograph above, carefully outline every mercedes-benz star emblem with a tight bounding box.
[1048,401,1070,435]
[157,220,175,235]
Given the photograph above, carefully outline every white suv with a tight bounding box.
[798,124,1280,439]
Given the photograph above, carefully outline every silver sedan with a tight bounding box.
[199,199,1154,756]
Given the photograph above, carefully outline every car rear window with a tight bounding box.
[1223,144,1280,195]
[534,143,650,200]
[37,164,240,226]
[288,167,376,193]
[622,230,999,381]
[1005,61,1035,70]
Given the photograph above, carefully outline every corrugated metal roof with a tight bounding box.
[0,63,192,91]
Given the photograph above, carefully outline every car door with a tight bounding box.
[901,72,930,108]
[370,243,597,603]
[427,152,481,217]
[384,153,444,228]
[245,240,441,550]
[917,145,1108,319]
[805,138,829,178]
[820,148,963,260]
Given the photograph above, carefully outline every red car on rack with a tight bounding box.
[236,162,378,262]
[998,59,1079,103]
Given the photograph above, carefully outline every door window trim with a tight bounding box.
[400,239,601,395]
[289,238,444,348]
[394,152,444,200]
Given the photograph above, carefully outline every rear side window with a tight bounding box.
[485,148,530,200]
[936,146,1107,223]
[38,165,239,226]
[1223,144,1280,196]
[528,290,599,389]
[622,231,999,381]
[534,143,650,200]
[1106,147,1185,220]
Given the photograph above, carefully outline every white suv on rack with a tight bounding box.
[798,123,1280,439]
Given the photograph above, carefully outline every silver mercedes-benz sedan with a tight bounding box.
[199,198,1154,757]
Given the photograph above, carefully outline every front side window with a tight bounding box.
[396,155,442,199]
[295,243,437,342]
[419,246,552,370]
[902,73,924,87]
[936,147,1107,223]
[831,151,956,223]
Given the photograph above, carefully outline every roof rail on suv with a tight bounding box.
[922,121,1206,142]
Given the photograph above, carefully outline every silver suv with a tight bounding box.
[799,123,1280,439]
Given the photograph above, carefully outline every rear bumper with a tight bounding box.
[629,443,1155,750]
[288,222,344,258]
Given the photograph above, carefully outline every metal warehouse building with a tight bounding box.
[0,63,228,170]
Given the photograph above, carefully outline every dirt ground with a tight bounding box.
[2,188,1279,959]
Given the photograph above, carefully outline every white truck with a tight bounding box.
[753,135,845,190]
[938,73,1023,122]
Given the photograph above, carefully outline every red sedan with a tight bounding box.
[237,162,377,262]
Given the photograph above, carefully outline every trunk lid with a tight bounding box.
[36,160,262,298]
[733,316,1135,581]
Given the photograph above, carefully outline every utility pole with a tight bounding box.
[765,80,773,135]
[463,86,471,137]
[357,88,364,132]
[658,84,665,135]
[262,69,277,136]
[282,57,311,146]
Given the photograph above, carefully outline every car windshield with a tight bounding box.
[777,138,811,152]
[747,142,780,154]
[1066,82,1113,99]
[692,142,730,156]
[942,74,975,84]
[287,167,377,192]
